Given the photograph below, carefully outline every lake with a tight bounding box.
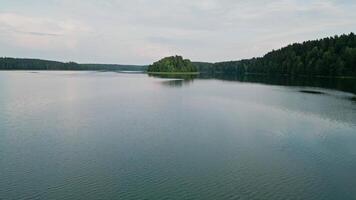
[1,71,356,200]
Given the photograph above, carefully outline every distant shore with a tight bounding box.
[147,72,200,75]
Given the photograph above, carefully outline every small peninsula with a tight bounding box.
[147,56,198,74]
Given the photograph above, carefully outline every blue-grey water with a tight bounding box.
[1,71,356,200]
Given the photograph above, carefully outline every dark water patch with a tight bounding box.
[161,79,194,88]
[198,73,356,94]
[149,73,197,88]
[299,90,325,95]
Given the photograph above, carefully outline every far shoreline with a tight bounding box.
[147,72,200,75]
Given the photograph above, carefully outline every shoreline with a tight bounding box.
[206,72,356,80]
[1,70,355,79]
[147,72,200,75]
[242,73,356,80]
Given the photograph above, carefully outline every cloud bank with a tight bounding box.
[0,0,355,64]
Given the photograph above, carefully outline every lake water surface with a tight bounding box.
[1,71,356,200]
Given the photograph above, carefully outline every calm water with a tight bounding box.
[1,71,356,200]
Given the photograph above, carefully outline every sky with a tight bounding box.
[0,0,355,64]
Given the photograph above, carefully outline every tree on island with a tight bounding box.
[147,56,198,73]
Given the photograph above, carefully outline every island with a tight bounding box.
[147,56,198,74]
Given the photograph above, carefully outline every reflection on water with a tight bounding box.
[202,73,356,94]
[150,73,356,94]
[148,73,197,88]
[351,96,356,102]
[299,90,326,95]
[152,72,356,127]
[148,73,198,79]
[160,79,194,87]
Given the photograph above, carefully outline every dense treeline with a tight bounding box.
[0,58,146,71]
[0,58,80,70]
[147,56,197,73]
[195,33,356,77]
[192,62,214,73]
[2,33,356,76]
[80,64,147,71]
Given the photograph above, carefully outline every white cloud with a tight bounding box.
[0,0,355,63]
[0,12,91,51]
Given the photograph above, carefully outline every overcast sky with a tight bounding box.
[0,0,355,64]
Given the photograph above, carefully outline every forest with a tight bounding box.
[197,33,356,77]
[147,56,197,73]
[0,58,146,71]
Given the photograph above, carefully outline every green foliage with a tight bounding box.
[147,56,197,73]
[0,58,80,70]
[195,33,356,77]
[0,58,147,71]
